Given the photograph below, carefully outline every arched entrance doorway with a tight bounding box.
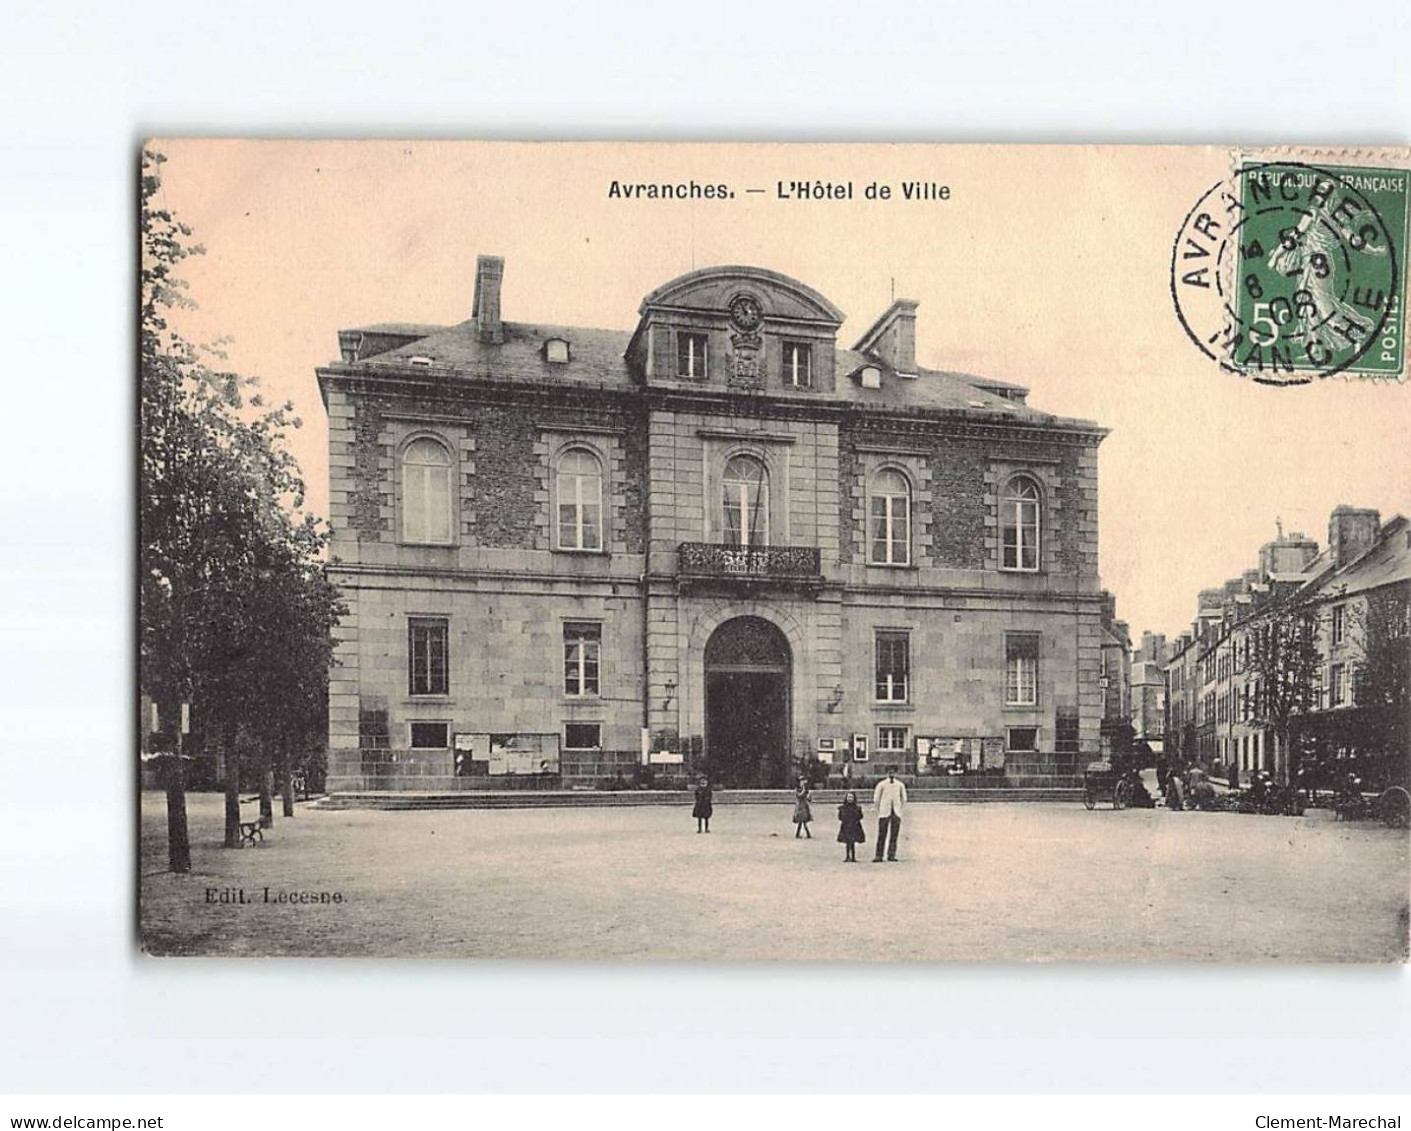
[704,616,792,788]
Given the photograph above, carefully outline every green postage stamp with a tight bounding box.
[1172,159,1407,382]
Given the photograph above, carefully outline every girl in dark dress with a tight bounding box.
[836,791,866,862]
[692,777,713,833]
[793,776,813,838]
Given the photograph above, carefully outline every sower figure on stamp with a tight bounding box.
[872,770,907,862]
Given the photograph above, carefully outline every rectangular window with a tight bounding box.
[1330,663,1346,706]
[1005,633,1040,706]
[676,332,709,378]
[563,622,602,697]
[408,618,449,696]
[782,341,812,387]
[1332,604,1346,646]
[1006,726,1039,753]
[564,722,601,750]
[877,725,909,752]
[409,721,449,749]
[874,631,910,702]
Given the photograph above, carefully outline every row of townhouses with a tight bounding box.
[317,256,1114,792]
[1163,507,1411,786]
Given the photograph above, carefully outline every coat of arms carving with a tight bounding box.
[727,331,764,387]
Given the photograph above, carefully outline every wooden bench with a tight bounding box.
[238,820,264,847]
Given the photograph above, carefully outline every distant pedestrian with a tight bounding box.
[692,777,713,833]
[836,791,866,862]
[1167,770,1186,811]
[793,776,813,838]
[872,771,907,862]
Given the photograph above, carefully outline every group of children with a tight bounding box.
[692,776,869,862]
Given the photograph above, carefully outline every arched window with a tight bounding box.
[1000,475,1041,571]
[722,455,769,547]
[869,469,911,565]
[401,437,453,544]
[556,448,603,550]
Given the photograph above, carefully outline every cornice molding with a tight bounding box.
[697,427,796,445]
[317,367,1107,446]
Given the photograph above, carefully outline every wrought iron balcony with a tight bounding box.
[677,542,823,592]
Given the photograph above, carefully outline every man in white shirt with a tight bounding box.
[872,771,907,862]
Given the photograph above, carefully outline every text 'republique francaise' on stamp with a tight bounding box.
[1171,160,1407,384]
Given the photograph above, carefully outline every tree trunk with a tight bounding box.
[223,723,242,848]
[1282,727,1299,788]
[278,742,295,818]
[259,761,274,829]
[164,752,191,874]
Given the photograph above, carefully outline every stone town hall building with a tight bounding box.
[317,258,1108,792]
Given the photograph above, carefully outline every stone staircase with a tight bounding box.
[317,785,1083,811]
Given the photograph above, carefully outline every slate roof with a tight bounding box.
[832,348,1072,426]
[335,318,1099,431]
[1306,516,1411,600]
[352,322,448,337]
[350,319,638,391]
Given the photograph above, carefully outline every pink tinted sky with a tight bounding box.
[152,140,1411,642]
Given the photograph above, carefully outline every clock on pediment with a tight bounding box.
[725,292,766,388]
[727,293,763,333]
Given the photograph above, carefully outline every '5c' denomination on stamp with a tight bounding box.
[1171,161,1406,383]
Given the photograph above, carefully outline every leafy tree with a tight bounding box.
[1351,584,1411,785]
[140,149,344,866]
[1249,604,1322,783]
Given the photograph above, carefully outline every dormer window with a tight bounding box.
[409,355,434,368]
[859,366,881,389]
[677,332,709,379]
[783,341,812,388]
[545,338,570,364]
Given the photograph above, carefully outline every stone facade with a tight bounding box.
[1162,508,1409,786]
[318,261,1109,791]
[1131,632,1170,742]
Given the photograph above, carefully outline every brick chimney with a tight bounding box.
[472,254,505,344]
[853,299,918,376]
[1328,505,1380,568]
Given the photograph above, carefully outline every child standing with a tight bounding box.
[692,777,713,833]
[836,791,866,862]
[793,775,813,838]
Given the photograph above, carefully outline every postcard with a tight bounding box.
[138,142,1410,960]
